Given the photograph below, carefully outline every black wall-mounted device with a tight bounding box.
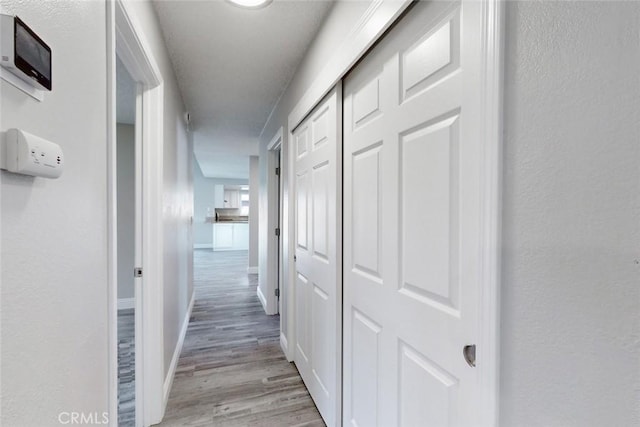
[1,15,52,91]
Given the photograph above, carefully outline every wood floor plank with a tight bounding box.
[118,308,135,426]
[158,250,324,426]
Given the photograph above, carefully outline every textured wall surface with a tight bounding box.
[0,0,109,424]
[501,2,640,425]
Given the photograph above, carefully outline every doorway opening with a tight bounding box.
[108,1,166,425]
[266,129,284,321]
[275,149,282,315]
[115,53,138,427]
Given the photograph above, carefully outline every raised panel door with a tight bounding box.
[293,87,342,426]
[343,1,484,425]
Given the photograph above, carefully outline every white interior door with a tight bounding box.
[293,87,341,426]
[343,1,486,425]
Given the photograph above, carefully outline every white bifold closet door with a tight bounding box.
[343,1,485,426]
[293,87,341,426]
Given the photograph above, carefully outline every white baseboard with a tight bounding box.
[280,332,291,362]
[163,291,195,407]
[257,286,268,313]
[193,243,213,249]
[212,247,249,252]
[118,298,135,310]
[247,266,258,274]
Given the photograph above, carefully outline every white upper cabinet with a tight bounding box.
[223,189,240,208]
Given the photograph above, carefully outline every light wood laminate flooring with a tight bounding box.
[118,308,135,426]
[158,249,324,427]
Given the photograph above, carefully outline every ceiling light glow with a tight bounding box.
[227,0,272,9]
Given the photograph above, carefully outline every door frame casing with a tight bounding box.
[263,128,283,317]
[280,0,504,425]
[476,1,505,423]
[107,0,165,425]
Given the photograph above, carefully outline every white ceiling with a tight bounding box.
[152,0,334,179]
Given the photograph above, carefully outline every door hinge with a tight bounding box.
[275,288,280,298]
[275,227,280,236]
[275,167,280,176]
[134,267,143,278]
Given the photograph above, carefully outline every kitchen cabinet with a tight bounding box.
[213,222,249,251]
[214,185,225,208]
[234,222,249,247]
[213,223,234,249]
[223,189,240,208]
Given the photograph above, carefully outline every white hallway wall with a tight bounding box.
[0,1,109,424]
[125,1,194,379]
[259,0,640,424]
[0,1,194,424]
[501,1,640,425]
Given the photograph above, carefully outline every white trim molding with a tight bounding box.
[141,78,165,427]
[163,291,195,407]
[114,0,161,87]
[478,0,505,426]
[280,332,290,361]
[257,286,268,313]
[106,2,118,423]
[267,126,283,151]
[247,266,259,275]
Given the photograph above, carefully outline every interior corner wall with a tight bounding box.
[257,0,370,343]
[125,1,194,378]
[0,1,109,424]
[117,123,135,301]
[249,156,259,270]
[501,2,640,425]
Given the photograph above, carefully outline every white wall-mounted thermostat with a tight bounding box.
[1,14,52,91]
[1,129,63,179]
